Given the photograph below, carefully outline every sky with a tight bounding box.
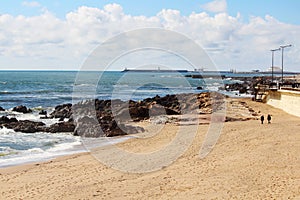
[0,0,299,71]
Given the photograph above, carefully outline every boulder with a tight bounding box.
[129,106,150,121]
[12,105,32,113]
[0,116,46,133]
[50,103,72,119]
[0,116,18,124]
[0,106,5,111]
[39,110,47,115]
[12,120,45,133]
[48,122,75,133]
[104,122,144,137]
[74,116,102,137]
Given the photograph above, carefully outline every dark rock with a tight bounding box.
[50,103,72,119]
[12,120,45,133]
[0,106,5,111]
[0,116,18,123]
[129,106,149,121]
[74,116,102,137]
[0,116,46,133]
[53,92,223,137]
[148,104,166,116]
[39,110,47,115]
[165,108,181,115]
[12,105,32,113]
[239,87,247,94]
[0,116,10,123]
[47,122,75,133]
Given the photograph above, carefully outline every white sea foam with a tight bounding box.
[0,125,132,168]
[0,130,85,168]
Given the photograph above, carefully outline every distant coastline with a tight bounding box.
[121,68,300,75]
[122,68,188,73]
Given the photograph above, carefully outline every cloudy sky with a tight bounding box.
[0,0,299,71]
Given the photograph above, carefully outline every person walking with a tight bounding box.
[260,115,264,124]
[267,114,271,123]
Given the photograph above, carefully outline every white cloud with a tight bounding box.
[0,3,299,71]
[201,0,227,13]
[22,1,41,8]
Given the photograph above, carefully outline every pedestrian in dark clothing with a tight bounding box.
[267,114,271,123]
[260,115,264,124]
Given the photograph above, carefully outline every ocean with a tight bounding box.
[0,70,269,167]
[0,71,219,109]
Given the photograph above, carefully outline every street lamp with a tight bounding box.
[270,48,280,84]
[280,44,292,84]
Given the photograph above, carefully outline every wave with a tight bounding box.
[73,83,95,87]
[0,89,70,95]
[0,131,84,168]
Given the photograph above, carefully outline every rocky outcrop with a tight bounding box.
[2,92,225,136]
[0,116,74,133]
[12,105,32,113]
[0,116,45,133]
[71,92,224,137]
[74,116,102,137]
[0,106,5,111]
[0,116,18,124]
[73,102,146,137]
[47,122,75,133]
[50,103,72,120]
[12,120,45,133]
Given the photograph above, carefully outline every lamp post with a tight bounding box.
[270,48,280,84]
[280,44,292,84]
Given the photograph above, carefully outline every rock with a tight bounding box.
[12,105,32,113]
[12,120,45,133]
[129,106,149,121]
[149,104,166,116]
[0,116,18,124]
[150,115,170,124]
[0,116,46,133]
[48,122,75,133]
[74,116,102,137]
[105,123,144,137]
[39,110,47,115]
[73,113,145,137]
[50,103,72,119]
[165,108,181,115]
[0,106,5,111]
[53,92,224,137]
[239,87,247,94]
[103,121,127,137]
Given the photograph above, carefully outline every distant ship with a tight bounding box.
[122,67,188,73]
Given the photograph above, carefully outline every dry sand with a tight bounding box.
[0,98,299,199]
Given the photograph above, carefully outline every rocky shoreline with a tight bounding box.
[0,91,259,137]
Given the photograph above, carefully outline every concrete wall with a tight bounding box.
[267,90,300,117]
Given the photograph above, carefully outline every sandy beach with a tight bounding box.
[0,98,299,199]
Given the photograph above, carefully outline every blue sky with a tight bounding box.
[0,0,299,71]
[1,0,299,24]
